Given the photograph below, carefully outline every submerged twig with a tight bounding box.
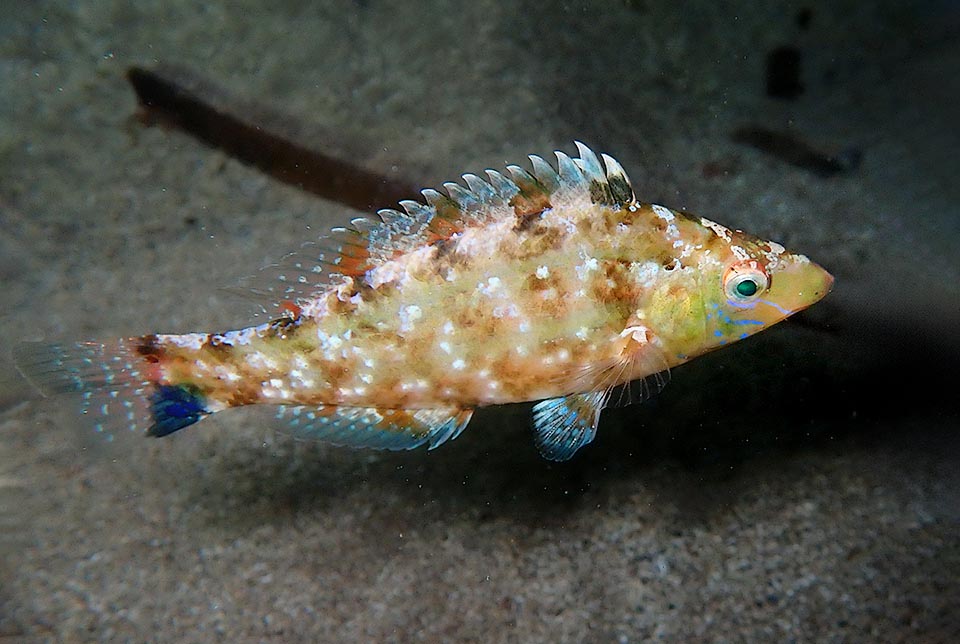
[732,126,861,178]
[127,65,422,211]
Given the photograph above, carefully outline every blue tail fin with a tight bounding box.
[147,383,208,437]
[13,340,208,440]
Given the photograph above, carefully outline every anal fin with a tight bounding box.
[531,390,609,461]
[276,404,474,452]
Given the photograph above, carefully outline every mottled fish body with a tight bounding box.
[15,143,832,460]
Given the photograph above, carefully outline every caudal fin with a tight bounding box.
[13,340,209,439]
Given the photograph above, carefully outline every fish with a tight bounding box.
[13,142,833,461]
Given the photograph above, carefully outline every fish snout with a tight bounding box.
[770,256,834,316]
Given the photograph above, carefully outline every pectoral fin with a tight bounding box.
[531,390,609,461]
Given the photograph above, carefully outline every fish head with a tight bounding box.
[694,221,833,353]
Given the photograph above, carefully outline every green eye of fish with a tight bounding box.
[723,261,769,301]
[735,279,758,297]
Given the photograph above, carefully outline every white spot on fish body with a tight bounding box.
[455,217,514,258]
[452,358,466,370]
[225,327,257,346]
[492,303,519,318]
[442,320,455,335]
[246,352,278,371]
[673,239,694,258]
[316,329,343,351]
[575,257,600,281]
[477,276,502,297]
[166,333,207,350]
[620,324,651,344]
[399,304,423,332]
[536,265,550,279]
[215,366,240,383]
[439,341,452,354]
[629,261,660,288]
[701,217,732,242]
[367,261,405,289]
[652,204,675,222]
[335,279,361,304]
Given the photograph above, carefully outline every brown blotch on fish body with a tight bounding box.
[513,209,544,233]
[135,334,163,359]
[510,225,566,261]
[510,192,551,219]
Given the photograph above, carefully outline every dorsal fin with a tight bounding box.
[231,142,635,315]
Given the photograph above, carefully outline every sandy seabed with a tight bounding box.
[1,2,958,641]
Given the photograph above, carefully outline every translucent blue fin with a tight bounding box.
[13,340,209,440]
[147,384,209,437]
[531,390,610,461]
[276,404,474,451]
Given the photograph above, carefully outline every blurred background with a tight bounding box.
[1,1,957,640]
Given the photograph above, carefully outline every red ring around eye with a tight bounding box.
[723,260,770,299]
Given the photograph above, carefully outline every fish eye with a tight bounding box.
[723,261,769,301]
[735,279,758,297]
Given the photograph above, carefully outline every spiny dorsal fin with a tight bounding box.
[232,142,635,315]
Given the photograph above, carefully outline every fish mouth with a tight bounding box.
[766,256,834,318]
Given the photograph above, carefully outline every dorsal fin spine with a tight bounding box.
[398,199,434,222]
[600,153,635,206]
[462,174,497,205]
[554,151,585,190]
[485,169,521,201]
[443,182,478,211]
[574,141,605,181]
[237,143,635,314]
[528,155,560,193]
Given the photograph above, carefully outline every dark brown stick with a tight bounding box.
[731,126,861,178]
[126,65,422,212]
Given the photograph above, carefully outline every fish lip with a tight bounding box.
[814,263,835,300]
[789,262,834,315]
[764,260,834,318]
[823,269,836,294]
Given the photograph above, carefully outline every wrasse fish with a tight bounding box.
[14,143,833,461]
